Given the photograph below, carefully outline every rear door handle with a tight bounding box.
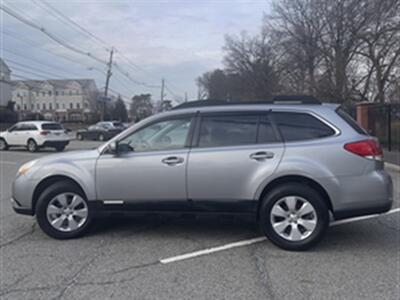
[162,156,184,165]
[250,151,274,161]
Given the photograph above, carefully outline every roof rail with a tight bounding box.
[172,95,321,110]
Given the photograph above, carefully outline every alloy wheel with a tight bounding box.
[46,193,89,232]
[270,196,317,241]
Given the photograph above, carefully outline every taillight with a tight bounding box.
[40,131,50,135]
[344,139,383,160]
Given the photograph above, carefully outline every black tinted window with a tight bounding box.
[273,112,335,141]
[258,116,279,143]
[336,108,367,135]
[42,123,63,130]
[199,115,258,147]
[23,124,38,131]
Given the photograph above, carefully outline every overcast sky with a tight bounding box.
[1,0,270,103]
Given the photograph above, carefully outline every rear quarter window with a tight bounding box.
[273,112,335,142]
[336,108,368,135]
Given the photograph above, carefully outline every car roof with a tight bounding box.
[17,121,60,125]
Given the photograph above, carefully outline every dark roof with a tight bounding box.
[11,79,96,90]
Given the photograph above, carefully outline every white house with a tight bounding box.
[0,58,12,108]
[12,79,99,122]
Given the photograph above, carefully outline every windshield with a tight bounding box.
[41,123,63,130]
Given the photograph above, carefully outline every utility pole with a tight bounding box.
[160,78,165,112]
[184,92,188,102]
[103,47,114,120]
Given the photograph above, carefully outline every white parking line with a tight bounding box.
[160,208,400,264]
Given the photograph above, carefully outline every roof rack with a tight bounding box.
[172,95,321,110]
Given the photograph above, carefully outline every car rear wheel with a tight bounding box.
[259,183,329,251]
[0,138,8,151]
[27,139,38,152]
[36,181,92,239]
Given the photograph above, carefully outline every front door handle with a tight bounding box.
[250,151,274,161]
[162,156,184,165]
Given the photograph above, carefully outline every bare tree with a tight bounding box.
[356,0,400,103]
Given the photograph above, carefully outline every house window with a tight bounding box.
[56,91,59,96]
[49,103,53,110]
[62,103,65,109]
[37,104,40,110]
[48,91,52,96]
[56,103,59,109]
[43,103,46,110]
[42,92,46,97]
[17,105,20,110]
[84,102,88,108]
[70,103,73,109]
[23,104,27,110]
[17,93,20,97]
[76,103,80,109]
[31,104,34,110]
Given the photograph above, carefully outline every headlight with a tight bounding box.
[17,160,37,176]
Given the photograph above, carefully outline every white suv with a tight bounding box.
[0,121,70,152]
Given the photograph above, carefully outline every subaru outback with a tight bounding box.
[10,96,393,250]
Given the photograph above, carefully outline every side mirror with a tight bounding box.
[108,141,118,154]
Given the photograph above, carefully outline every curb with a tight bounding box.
[385,162,400,172]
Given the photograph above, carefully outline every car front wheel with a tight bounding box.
[259,183,329,251]
[36,181,92,239]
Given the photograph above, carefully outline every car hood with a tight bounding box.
[34,149,100,166]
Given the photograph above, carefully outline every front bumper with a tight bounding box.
[11,197,33,216]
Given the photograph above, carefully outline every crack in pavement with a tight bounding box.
[0,223,36,249]
[251,247,276,300]
[111,261,160,275]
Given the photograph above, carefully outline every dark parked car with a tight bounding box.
[76,122,122,141]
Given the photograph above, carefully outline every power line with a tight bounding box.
[0,3,107,64]
[113,62,161,89]
[7,60,65,79]
[3,30,107,75]
[34,0,110,52]
[3,48,83,78]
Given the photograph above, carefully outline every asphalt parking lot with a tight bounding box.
[0,140,399,300]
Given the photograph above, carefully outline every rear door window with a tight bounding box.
[198,114,258,147]
[272,112,335,142]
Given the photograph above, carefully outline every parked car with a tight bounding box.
[76,122,122,141]
[0,121,70,152]
[11,97,392,250]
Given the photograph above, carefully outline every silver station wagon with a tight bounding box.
[10,96,393,250]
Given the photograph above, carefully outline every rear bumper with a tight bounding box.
[331,170,393,220]
[41,140,69,148]
[333,199,392,220]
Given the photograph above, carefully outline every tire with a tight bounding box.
[55,145,66,152]
[77,133,83,141]
[259,183,329,251]
[98,134,105,141]
[0,138,8,151]
[35,181,92,239]
[27,139,38,152]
